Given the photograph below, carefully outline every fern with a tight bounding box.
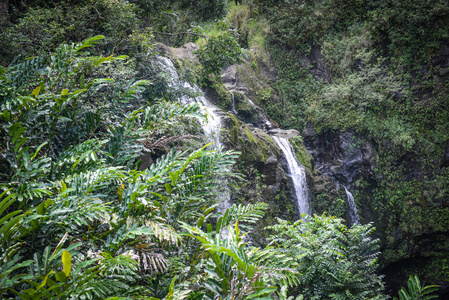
[267,215,387,299]
[394,275,440,300]
[141,101,204,130]
[215,203,268,234]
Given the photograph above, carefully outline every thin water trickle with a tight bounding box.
[344,186,360,226]
[272,136,310,217]
[231,92,238,116]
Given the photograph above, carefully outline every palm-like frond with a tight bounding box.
[182,220,287,299]
[141,101,204,130]
[216,203,268,234]
[0,191,33,293]
[51,138,107,179]
[104,118,146,167]
[67,167,125,197]
[394,275,440,300]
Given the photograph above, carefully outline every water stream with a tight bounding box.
[272,136,310,217]
[154,56,231,213]
[344,186,360,226]
[230,92,238,116]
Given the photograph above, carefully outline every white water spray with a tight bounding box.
[272,136,310,217]
[344,186,360,226]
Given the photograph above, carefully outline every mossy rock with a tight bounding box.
[224,113,278,165]
[290,135,313,172]
[250,178,297,246]
[233,92,259,124]
[202,73,232,111]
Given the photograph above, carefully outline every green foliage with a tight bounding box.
[181,0,230,21]
[196,25,243,76]
[182,203,299,300]
[267,215,387,299]
[0,190,32,294]
[0,37,243,299]
[368,0,449,66]
[309,51,414,149]
[269,0,366,50]
[394,275,440,300]
[0,0,139,65]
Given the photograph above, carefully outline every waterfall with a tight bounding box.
[230,92,238,116]
[344,187,360,226]
[181,82,223,147]
[153,56,231,213]
[272,136,310,217]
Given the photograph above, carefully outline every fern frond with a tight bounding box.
[52,138,107,179]
[216,203,268,234]
[141,101,204,130]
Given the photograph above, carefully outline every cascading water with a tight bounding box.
[230,92,238,116]
[153,56,231,213]
[344,187,360,226]
[272,136,310,217]
[153,57,221,144]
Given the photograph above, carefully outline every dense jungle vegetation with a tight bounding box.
[0,0,448,299]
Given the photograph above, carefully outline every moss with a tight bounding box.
[227,113,277,164]
[290,135,313,172]
[201,73,232,111]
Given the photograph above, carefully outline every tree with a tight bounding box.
[196,26,242,76]
[267,215,387,299]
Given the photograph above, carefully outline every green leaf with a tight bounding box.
[30,142,47,161]
[62,250,71,277]
[3,110,11,121]
[245,287,277,299]
[32,85,41,96]
[55,271,67,282]
[23,150,31,171]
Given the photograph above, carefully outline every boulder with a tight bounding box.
[155,42,199,62]
[268,128,301,140]
[221,64,250,95]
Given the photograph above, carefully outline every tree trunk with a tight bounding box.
[0,0,8,17]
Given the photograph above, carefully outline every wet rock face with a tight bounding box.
[221,64,250,96]
[221,66,274,130]
[304,128,374,186]
[263,155,284,186]
[299,45,331,81]
[267,128,301,140]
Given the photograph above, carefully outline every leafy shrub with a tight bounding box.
[267,215,387,299]
[196,28,242,75]
[0,0,139,65]
[0,36,241,298]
